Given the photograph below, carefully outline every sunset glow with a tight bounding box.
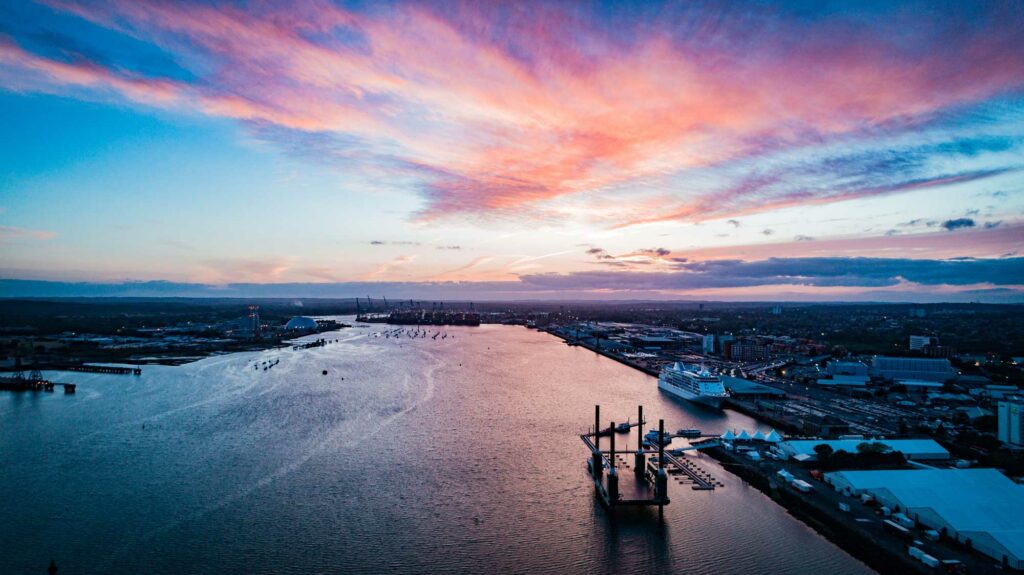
[1,1,1023,300]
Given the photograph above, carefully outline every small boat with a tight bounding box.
[616,419,646,433]
[644,429,673,446]
[676,428,702,438]
[322,370,328,375]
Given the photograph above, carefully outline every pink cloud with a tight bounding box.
[195,257,291,284]
[668,221,1024,262]
[4,1,1023,226]
[0,225,57,241]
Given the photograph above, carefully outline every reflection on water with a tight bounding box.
[0,320,874,574]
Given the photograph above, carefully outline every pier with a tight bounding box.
[63,365,141,375]
[582,405,724,515]
[0,371,74,393]
[292,338,330,350]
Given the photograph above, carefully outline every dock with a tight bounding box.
[582,405,725,516]
[582,405,671,514]
[0,370,74,393]
[292,338,328,350]
[63,365,141,375]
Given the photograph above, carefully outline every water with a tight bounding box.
[0,321,874,574]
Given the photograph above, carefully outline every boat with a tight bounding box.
[615,420,640,433]
[644,429,673,446]
[676,428,702,438]
[657,363,728,408]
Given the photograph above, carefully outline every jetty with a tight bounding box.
[292,338,328,350]
[582,405,724,516]
[583,405,669,515]
[0,371,74,393]
[64,365,141,375]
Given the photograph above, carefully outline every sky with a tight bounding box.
[0,0,1023,301]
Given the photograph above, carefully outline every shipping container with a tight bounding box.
[884,519,911,540]
[791,479,813,493]
[892,512,916,529]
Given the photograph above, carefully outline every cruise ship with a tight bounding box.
[658,363,728,408]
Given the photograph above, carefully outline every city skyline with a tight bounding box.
[2,1,1023,301]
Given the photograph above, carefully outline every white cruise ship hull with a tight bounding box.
[658,376,726,409]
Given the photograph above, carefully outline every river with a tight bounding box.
[0,320,874,574]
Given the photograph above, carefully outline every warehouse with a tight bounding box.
[825,468,1024,570]
[779,439,949,461]
[815,374,870,387]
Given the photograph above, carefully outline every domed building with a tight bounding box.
[285,316,318,331]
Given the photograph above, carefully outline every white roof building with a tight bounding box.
[825,468,1024,570]
[779,439,949,461]
[285,316,318,330]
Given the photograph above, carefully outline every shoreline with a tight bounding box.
[1,327,350,371]
[703,448,928,575]
[540,326,939,575]
[539,327,661,376]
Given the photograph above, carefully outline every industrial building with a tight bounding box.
[827,360,870,377]
[779,439,950,462]
[628,335,683,350]
[816,374,870,387]
[824,468,1024,570]
[724,339,770,361]
[702,334,715,355]
[871,356,955,382]
[895,379,944,393]
[998,397,1024,446]
[909,335,939,351]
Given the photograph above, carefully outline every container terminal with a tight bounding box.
[355,298,480,326]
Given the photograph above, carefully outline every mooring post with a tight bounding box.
[636,405,643,448]
[656,418,669,507]
[658,418,665,471]
[635,405,645,477]
[609,421,616,462]
[592,405,603,482]
[607,421,619,503]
